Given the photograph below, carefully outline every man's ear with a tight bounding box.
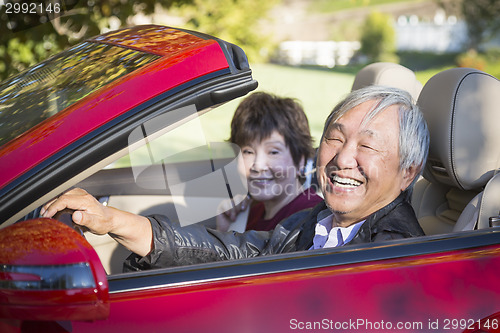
[400,165,419,191]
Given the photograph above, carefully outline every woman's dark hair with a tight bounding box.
[230,92,314,166]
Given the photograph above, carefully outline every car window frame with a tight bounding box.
[1,67,256,226]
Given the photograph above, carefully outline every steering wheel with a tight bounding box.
[53,208,87,238]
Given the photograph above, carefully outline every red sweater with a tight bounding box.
[245,188,323,231]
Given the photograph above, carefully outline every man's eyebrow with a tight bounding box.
[327,122,344,132]
[328,122,378,138]
[360,128,376,137]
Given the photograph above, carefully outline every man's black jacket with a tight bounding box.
[124,192,424,271]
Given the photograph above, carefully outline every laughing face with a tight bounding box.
[242,131,303,208]
[317,100,415,227]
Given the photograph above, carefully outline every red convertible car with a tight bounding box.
[1,25,500,333]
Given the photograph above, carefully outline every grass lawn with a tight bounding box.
[204,63,356,146]
[204,60,451,146]
[201,59,499,147]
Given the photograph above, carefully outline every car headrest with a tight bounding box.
[417,68,500,191]
[351,62,423,100]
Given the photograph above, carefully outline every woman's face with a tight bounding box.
[241,131,302,203]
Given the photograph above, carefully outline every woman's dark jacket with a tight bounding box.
[124,193,424,271]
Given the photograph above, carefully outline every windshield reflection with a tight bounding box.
[0,41,159,148]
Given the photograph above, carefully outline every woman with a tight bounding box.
[216,92,323,232]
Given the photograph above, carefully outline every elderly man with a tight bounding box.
[42,86,429,270]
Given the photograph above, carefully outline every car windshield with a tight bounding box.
[0,41,160,148]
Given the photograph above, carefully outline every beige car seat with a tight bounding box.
[412,68,500,234]
[351,62,423,100]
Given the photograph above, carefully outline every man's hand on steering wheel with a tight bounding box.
[41,188,115,236]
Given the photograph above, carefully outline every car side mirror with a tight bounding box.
[0,218,109,321]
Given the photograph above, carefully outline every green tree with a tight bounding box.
[1,0,277,81]
[0,0,188,80]
[360,11,398,63]
[461,0,500,50]
[174,0,279,62]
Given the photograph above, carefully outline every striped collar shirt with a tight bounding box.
[310,209,365,250]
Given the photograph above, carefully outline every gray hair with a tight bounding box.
[323,85,429,185]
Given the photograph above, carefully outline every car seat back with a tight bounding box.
[351,62,423,100]
[414,68,500,234]
[454,172,500,231]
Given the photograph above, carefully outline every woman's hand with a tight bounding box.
[216,194,251,232]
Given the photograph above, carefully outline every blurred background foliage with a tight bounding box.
[0,0,499,81]
[360,11,398,63]
[170,0,279,61]
[0,0,276,80]
[0,0,178,79]
[460,0,500,50]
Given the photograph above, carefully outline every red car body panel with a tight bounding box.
[0,26,229,191]
[51,244,500,332]
[2,242,500,332]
